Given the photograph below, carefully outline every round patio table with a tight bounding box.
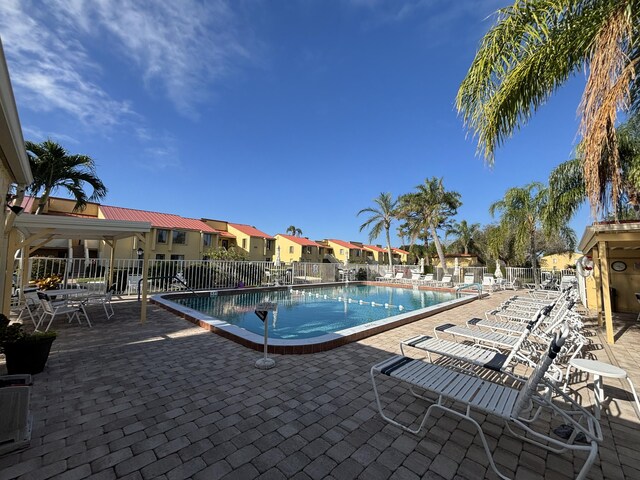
[568,358,640,420]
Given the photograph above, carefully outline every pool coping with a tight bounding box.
[150,282,480,354]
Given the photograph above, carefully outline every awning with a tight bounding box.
[12,214,151,241]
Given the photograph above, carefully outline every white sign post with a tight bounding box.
[254,302,277,369]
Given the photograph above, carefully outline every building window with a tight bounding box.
[172,230,186,245]
[156,254,165,260]
[242,239,247,249]
[305,246,312,254]
[266,240,273,250]
[289,246,294,254]
[355,250,361,257]
[340,249,344,255]
[170,254,184,261]
[157,229,168,244]
[222,239,229,249]
[203,233,212,247]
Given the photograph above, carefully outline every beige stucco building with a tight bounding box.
[0,38,33,315]
[275,234,326,263]
[324,239,364,263]
[539,252,581,270]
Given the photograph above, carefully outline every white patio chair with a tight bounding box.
[126,275,142,295]
[83,283,115,319]
[482,275,499,293]
[371,327,601,480]
[0,375,32,455]
[35,292,91,332]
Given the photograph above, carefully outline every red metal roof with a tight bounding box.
[100,205,217,233]
[277,234,323,248]
[19,196,36,213]
[228,223,274,239]
[363,244,387,253]
[327,239,363,250]
[392,248,410,254]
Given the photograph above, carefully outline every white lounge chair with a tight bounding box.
[432,274,452,287]
[371,327,601,480]
[376,272,393,282]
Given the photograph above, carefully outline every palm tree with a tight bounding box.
[456,0,639,218]
[548,113,640,225]
[358,192,397,269]
[447,220,480,255]
[397,177,461,272]
[26,139,107,214]
[490,182,575,288]
[286,225,303,237]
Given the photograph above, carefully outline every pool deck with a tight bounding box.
[1,290,639,479]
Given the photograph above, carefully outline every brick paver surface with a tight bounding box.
[1,290,639,479]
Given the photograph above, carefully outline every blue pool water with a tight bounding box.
[173,285,462,339]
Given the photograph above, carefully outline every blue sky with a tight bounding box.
[0,0,591,247]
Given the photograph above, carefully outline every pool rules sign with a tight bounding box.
[254,302,277,369]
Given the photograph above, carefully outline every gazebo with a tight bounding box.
[578,221,640,344]
[3,214,153,320]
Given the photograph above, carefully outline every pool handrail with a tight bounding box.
[455,282,482,299]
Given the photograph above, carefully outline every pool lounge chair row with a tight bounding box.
[375,272,455,287]
[371,289,600,480]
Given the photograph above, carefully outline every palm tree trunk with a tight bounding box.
[35,188,52,215]
[385,228,393,270]
[530,233,539,289]
[430,223,447,274]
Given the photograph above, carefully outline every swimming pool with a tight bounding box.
[153,283,477,353]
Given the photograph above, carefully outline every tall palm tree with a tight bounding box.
[456,0,640,218]
[548,113,640,225]
[286,225,303,237]
[490,182,575,288]
[358,192,397,269]
[447,220,481,255]
[397,177,461,272]
[26,139,107,214]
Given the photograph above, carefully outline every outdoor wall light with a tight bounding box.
[5,204,24,215]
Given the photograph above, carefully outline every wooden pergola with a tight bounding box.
[578,222,640,344]
[3,214,153,321]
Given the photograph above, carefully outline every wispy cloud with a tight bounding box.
[137,134,182,171]
[0,0,133,127]
[0,0,254,125]
[22,126,80,145]
[50,0,253,116]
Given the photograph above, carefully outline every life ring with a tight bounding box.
[576,255,594,277]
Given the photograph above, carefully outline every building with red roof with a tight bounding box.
[323,239,365,263]
[363,244,390,264]
[201,219,275,261]
[275,234,329,263]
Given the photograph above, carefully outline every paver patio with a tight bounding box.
[1,290,639,479]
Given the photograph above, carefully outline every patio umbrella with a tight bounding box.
[453,258,460,276]
[494,259,503,279]
[275,246,281,267]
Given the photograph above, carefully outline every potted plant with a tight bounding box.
[0,314,57,374]
[35,274,63,291]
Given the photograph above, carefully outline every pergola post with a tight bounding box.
[592,247,604,327]
[598,241,614,344]
[0,228,19,316]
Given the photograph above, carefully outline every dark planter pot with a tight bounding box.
[4,337,56,374]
